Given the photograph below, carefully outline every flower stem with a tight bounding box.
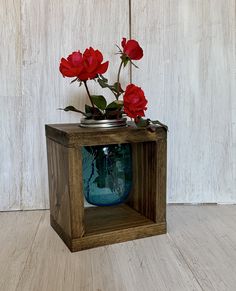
[116,60,123,100]
[83,81,94,108]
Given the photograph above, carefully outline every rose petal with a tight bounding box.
[95,50,103,63]
[97,61,109,74]
[121,37,127,48]
[68,51,83,66]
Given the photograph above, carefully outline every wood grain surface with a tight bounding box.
[1,206,236,290]
[46,138,72,238]
[47,137,85,241]
[0,211,43,291]
[46,124,167,251]
[168,205,236,290]
[0,0,235,210]
[0,0,21,97]
[0,0,129,211]
[45,123,167,146]
[0,0,22,210]
[131,0,236,203]
[128,140,167,223]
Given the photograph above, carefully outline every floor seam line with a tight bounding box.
[167,232,204,291]
[14,212,44,291]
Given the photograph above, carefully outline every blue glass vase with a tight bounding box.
[82,143,132,206]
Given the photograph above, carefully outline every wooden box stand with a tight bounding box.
[45,123,167,252]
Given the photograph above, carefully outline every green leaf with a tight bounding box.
[113,82,120,92]
[85,104,93,114]
[113,82,124,94]
[105,111,122,119]
[91,95,107,110]
[58,106,87,117]
[85,104,103,118]
[99,75,108,83]
[106,100,123,110]
[135,117,149,127]
[97,78,109,88]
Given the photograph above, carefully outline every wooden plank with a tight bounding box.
[131,0,236,203]
[84,204,154,235]
[128,139,167,223]
[46,138,72,238]
[168,205,236,290]
[0,96,23,210]
[46,138,84,239]
[0,0,21,97]
[68,146,84,238]
[51,200,166,251]
[16,209,201,291]
[45,123,166,147]
[155,138,167,222]
[0,0,22,210]
[20,0,129,210]
[0,211,43,291]
[71,223,166,252]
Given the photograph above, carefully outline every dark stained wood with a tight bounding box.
[68,146,85,238]
[46,138,84,240]
[45,123,167,252]
[51,206,166,252]
[50,215,72,250]
[45,123,166,147]
[46,138,72,238]
[156,138,167,222]
[71,222,166,252]
[84,204,154,235]
[128,138,167,223]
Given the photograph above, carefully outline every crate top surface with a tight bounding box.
[45,122,167,147]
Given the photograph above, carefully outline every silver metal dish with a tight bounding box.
[80,117,127,128]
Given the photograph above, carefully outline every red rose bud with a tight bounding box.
[123,84,148,118]
[59,47,109,81]
[121,38,143,60]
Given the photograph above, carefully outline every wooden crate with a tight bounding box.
[45,123,167,252]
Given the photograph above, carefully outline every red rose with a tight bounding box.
[123,84,147,118]
[121,38,143,60]
[79,47,109,81]
[59,47,109,81]
[59,51,84,77]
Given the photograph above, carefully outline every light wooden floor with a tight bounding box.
[1,205,236,291]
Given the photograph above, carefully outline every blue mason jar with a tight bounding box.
[82,143,132,206]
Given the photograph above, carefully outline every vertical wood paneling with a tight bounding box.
[0,0,21,96]
[0,0,235,210]
[0,97,23,210]
[20,0,129,209]
[0,0,22,210]
[131,0,236,203]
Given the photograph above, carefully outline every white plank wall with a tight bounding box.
[0,0,129,210]
[0,0,22,210]
[0,0,235,210]
[131,0,236,203]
